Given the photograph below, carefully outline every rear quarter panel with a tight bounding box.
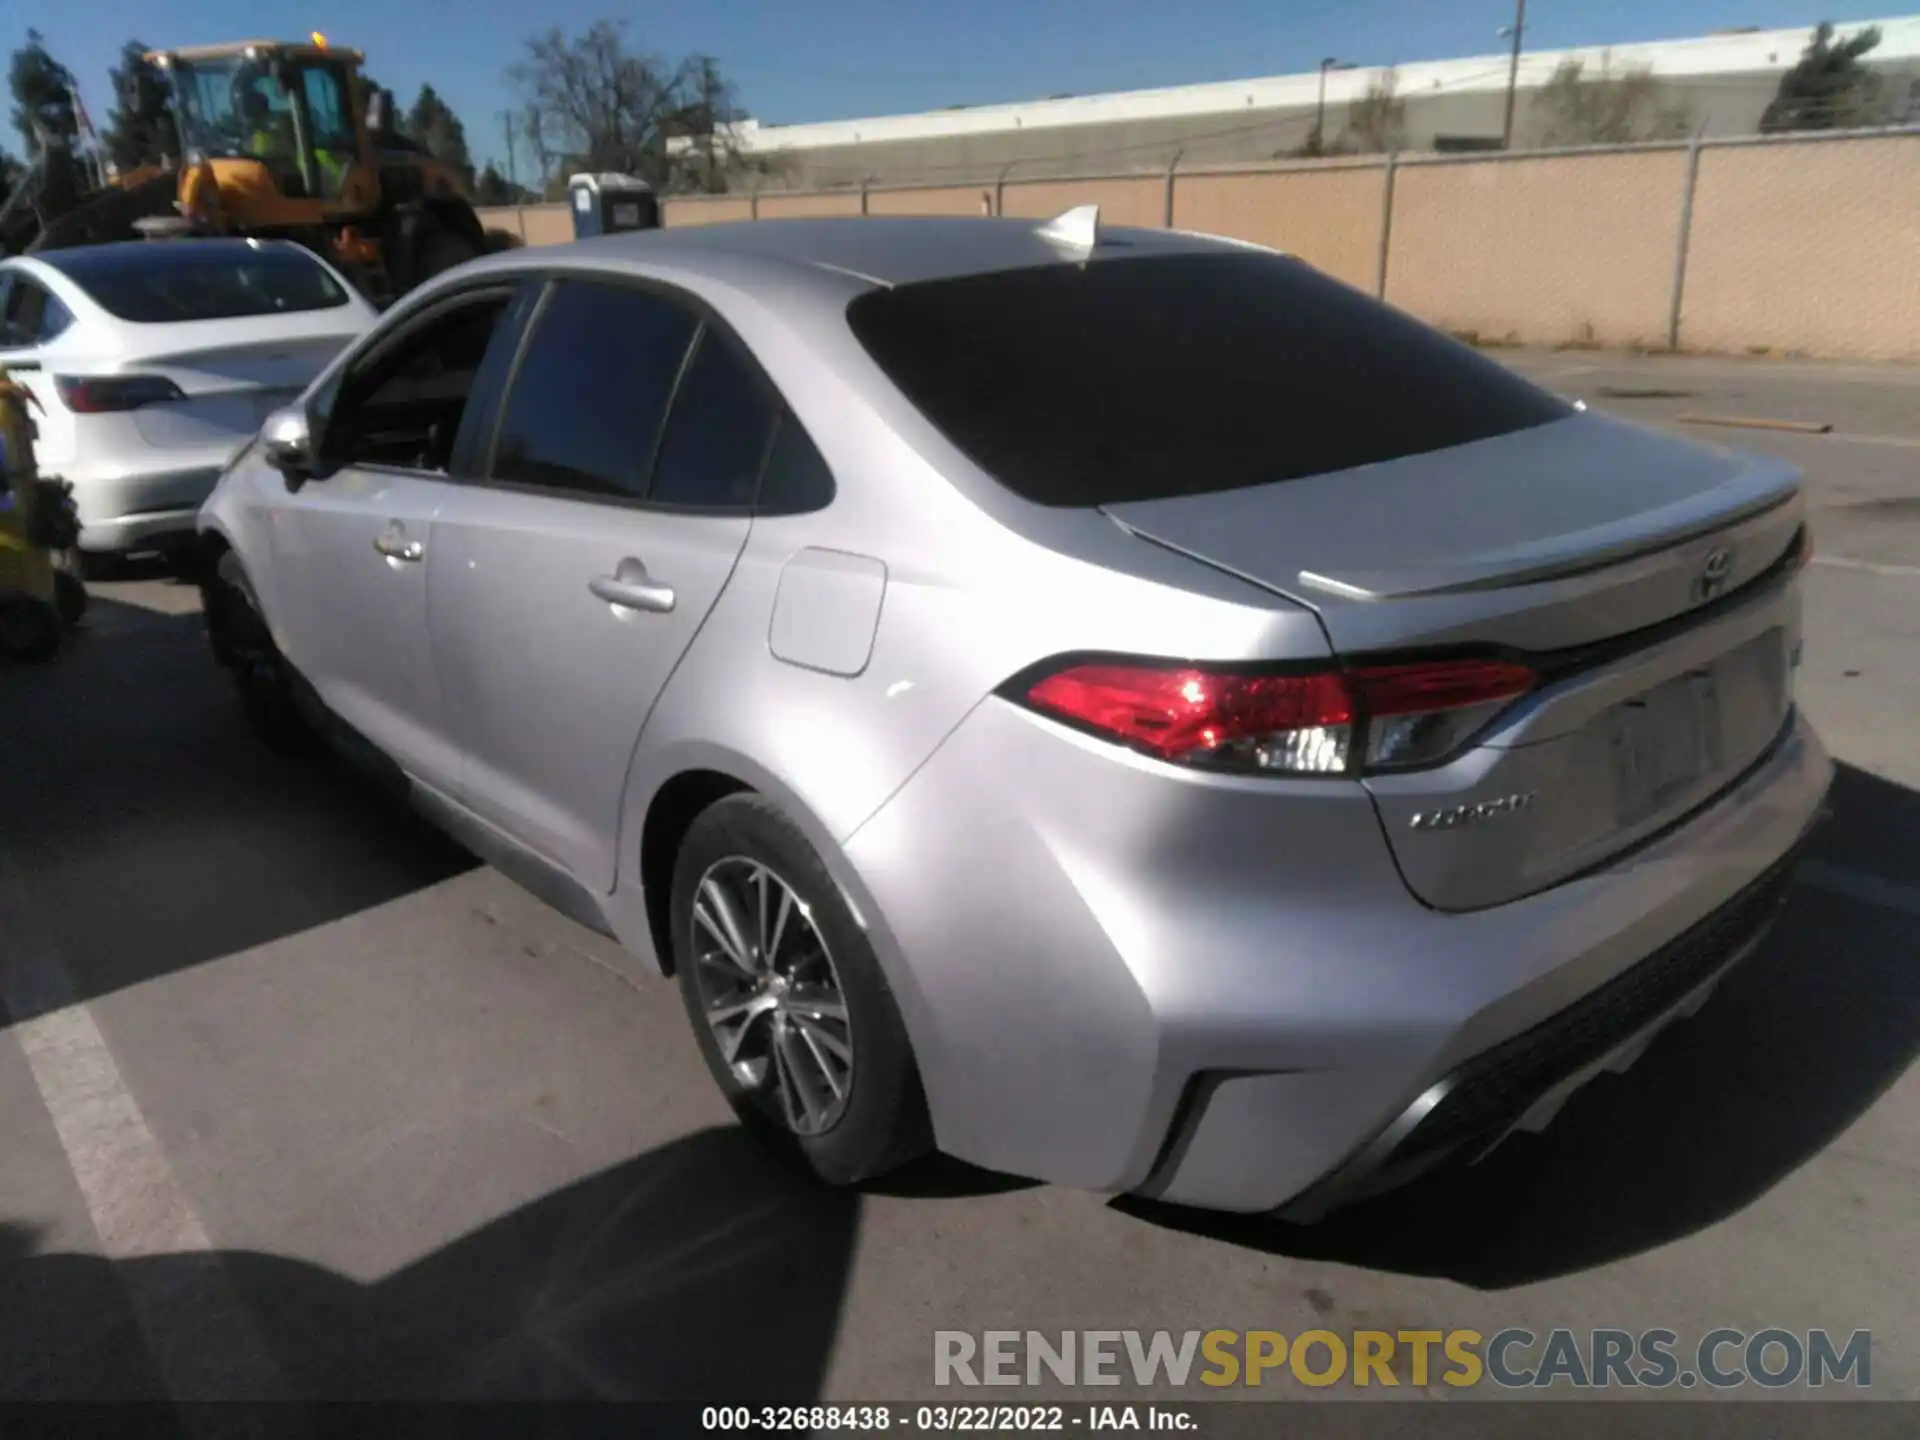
[602,263,1333,972]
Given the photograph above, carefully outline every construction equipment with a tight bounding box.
[0,36,500,304]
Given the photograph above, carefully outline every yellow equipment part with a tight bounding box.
[0,369,57,608]
[148,39,458,233]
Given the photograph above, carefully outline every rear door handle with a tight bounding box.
[590,558,676,614]
[373,530,424,562]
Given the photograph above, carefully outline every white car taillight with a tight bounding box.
[54,375,188,413]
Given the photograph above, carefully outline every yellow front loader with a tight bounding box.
[2,36,494,304]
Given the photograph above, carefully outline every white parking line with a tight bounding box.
[1811,555,1920,580]
[0,850,285,1407]
[1821,431,1920,451]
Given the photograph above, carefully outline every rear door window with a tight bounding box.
[846,252,1571,507]
[646,325,780,510]
[756,412,836,515]
[487,279,698,501]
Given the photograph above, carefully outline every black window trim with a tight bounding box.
[465,273,697,513]
[641,320,793,515]
[464,266,835,519]
[445,277,548,481]
[315,277,526,483]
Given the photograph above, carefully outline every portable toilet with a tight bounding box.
[568,173,661,239]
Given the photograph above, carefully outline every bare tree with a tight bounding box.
[1338,70,1407,153]
[1530,54,1694,147]
[519,104,555,197]
[664,54,745,194]
[509,20,751,193]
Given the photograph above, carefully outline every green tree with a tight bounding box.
[1760,22,1884,132]
[1530,54,1694,147]
[473,162,533,205]
[405,83,475,186]
[104,40,171,171]
[10,29,78,154]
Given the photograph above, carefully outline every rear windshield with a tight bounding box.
[44,244,351,324]
[846,252,1571,507]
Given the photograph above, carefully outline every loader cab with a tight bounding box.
[148,41,372,215]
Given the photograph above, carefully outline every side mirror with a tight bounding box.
[365,87,389,139]
[261,404,314,481]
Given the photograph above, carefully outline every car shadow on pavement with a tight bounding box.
[1117,761,1920,1289]
[0,1126,859,1402]
[0,599,478,1023]
[865,1152,1042,1199]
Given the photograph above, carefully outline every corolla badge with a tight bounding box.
[1409,792,1539,831]
[1693,546,1734,604]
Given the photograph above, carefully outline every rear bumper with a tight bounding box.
[66,458,229,554]
[841,699,1832,1215]
[1269,815,1815,1220]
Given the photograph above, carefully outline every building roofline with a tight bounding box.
[695,16,1919,156]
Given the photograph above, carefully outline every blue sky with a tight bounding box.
[18,0,1901,172]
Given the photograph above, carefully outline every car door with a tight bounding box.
[429,275,782,893]
[268,280,534,794]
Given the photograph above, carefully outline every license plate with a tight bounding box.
[1610,668,1724,825]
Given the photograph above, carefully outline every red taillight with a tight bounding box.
[1018,656,1536,776]
[1348,659,1536,716]
[54,375,187,413]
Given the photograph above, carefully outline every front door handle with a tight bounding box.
[373,531,424,563]
[590,557,676,614]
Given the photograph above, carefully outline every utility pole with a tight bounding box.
[500,111,525,235]
[1314,57,1354,156]
[1500,0,1527,148]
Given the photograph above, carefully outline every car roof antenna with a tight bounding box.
[1036,203,1099,258]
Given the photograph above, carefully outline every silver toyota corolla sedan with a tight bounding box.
[196,213,1831,1216]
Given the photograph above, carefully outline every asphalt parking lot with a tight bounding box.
[1,349,1916,1408]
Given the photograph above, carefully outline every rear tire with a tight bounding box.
[210,554,317,756]
[673,794,932,1186]
[73,550,122,583]
[0,598,62,663]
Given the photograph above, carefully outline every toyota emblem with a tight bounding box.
[1694,546,1734,603]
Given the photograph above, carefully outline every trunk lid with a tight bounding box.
[1105,413,1806,910]
[72,314,360,453]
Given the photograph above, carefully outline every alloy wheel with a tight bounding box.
[689,856,854,1137]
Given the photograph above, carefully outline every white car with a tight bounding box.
[0,238,377,574]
